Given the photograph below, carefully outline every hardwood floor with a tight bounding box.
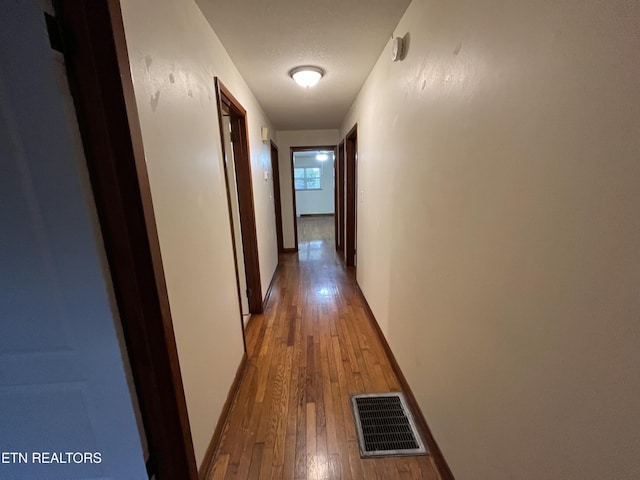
[209,216,441,480]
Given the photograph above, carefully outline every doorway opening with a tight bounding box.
[270,141,284,254]
[290,146,337,249]
[344,124,358,267]
[219,110,250,326]
[215,78,264,335]
[336,140,345,254]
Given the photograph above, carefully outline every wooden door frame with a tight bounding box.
[215,105,249,354]
[270,141,284,253]
[55,1,197,478]
[345,124,358,267]
[336,141,345,252]
[214,78,264,315]
[290,145,338,250]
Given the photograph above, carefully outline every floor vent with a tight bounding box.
[350,392,428,458]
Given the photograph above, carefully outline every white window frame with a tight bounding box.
[294,166,322,191]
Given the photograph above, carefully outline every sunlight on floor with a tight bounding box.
[297,216,334,262]
[312,285,339,302]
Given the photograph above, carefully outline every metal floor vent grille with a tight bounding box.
[350,392,428,458]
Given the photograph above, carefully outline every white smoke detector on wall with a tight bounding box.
[391,36,405,62]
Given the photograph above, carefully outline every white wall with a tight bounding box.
[341,0,640,479]
[120,0,278,465]
[294,154,335,215]
[276,130,339,248]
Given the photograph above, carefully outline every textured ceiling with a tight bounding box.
[196,0,411,130]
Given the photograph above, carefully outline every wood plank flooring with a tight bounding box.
[209,216,441,480]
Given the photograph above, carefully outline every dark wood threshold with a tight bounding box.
[282,248,298,253]
[355,282,455,480]
[198,352,248,480]
[298,213,335,217]
[262,264,281,311]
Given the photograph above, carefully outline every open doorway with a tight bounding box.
[215,78,263,334]
[290,146,337,250]
[270,141,284,253]
[336,140,345,254]
[344,125,358,267]
[220,113,250,323]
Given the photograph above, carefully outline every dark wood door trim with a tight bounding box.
[345,125,358,267]
[270,141,284,253]
[56,1,198,478]
[334,146,339,250]
[289,149,299,251]
[290,145,338,250]
[336,141,345,252]
[215,78,263,315]
[214,102,248,353]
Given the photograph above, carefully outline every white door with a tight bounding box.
[0,3,148,479]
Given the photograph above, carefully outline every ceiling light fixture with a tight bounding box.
[316,153,329,161]
[290,66,324,88]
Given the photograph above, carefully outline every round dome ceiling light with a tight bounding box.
[290,66,325,88]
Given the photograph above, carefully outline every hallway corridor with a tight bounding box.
[209,216,441,479]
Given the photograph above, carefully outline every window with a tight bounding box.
[294,167,322,190]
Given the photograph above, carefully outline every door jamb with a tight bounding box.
[214,78,264,315]
[345,124,358,267]
[270,141,284,253]
[55,1,198,478]
[214,103,249,353]
[336,140,345,252]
